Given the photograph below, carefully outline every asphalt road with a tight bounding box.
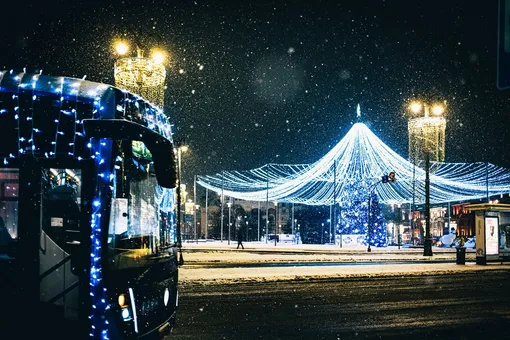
[167,270,510,340]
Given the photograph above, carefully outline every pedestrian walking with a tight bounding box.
[236,226,244,249]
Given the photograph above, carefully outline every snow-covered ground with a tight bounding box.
[178,241,510,285]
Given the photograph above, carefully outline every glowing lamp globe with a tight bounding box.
[115,41,129,55]
[151,50,165,64]
[409,102,422,114]
[431,104,445,115]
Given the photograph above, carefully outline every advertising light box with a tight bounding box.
[485,216,499,256]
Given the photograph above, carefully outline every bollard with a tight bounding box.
[456,247,466,265]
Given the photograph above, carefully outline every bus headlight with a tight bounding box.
[121,307,132,321]
[118,293,133,322]
[118,293,128,308]
[163,288,169,306]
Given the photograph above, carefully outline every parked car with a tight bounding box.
[453,236,476,249]
[465,236,476,249]
[439,233,456,247]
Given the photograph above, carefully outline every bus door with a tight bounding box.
[39,167,90,326]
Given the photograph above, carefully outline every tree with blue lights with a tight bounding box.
[368,192,387,247]
[338,179,368,236]
[337,179,387,247]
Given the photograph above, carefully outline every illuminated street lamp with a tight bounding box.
[175,143,188,246]
[113,39,168,108]
[407,100,447,257]
[408,100,446,166]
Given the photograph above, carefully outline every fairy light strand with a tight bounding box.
[198,122,510,205]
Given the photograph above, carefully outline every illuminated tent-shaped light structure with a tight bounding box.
[197,121,510,205]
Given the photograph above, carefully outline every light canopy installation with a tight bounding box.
[197,119,510,205]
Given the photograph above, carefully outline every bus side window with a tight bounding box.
[0,169,19,255]
[40,169,82,255]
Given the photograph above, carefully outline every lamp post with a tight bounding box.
[175,144,188,247]
[274,202,278,246]
[367,185,378,252]
[338,203,343,248]
[424,149,432,256]
[258,201,261,242]
[265,220,269,244]
[367,197,372,252]
[193,174,198,243]
[327,218,331,244]
[227,200,232,245]
[407,100,446,257]
[221,172,224,243]
[245,219,249,242]
[367,172,396,252]
[194,204,200,243]
[205,188,209,240]
[294,219,297,244]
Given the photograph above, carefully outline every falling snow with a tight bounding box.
[0,1,508,187]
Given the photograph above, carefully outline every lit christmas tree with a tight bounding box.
[336,179,387,247]
[338,179,368,236]
[367,192,387,247]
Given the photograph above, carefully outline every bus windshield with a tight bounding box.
[107,140,174,272]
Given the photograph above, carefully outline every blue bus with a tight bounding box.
[0,70,181,339]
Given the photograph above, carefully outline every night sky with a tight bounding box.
[1,0,509,187]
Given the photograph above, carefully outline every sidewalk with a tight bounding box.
[180,240,473,264]
[178,241,510,285]
[181,240,464,253]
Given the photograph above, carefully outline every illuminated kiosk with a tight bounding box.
[465,203,510,264]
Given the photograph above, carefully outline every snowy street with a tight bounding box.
[178,242,510,285]
[171,264,510,340]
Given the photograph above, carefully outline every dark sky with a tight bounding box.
[1,0,509,187]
